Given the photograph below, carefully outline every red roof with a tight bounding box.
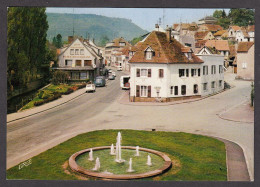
[129,31,203,64]
[237,42,254,52]
[205,40,230,51]
[203,24,223,32]
[195,31,210,40]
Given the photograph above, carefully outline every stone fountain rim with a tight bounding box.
[69,146,172,180]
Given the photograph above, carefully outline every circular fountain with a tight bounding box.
[69,132,172,180]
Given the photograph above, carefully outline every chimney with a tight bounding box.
[68,36,74,44]
[166,25,172,42]
[155,24,159,31]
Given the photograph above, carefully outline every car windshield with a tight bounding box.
[96,78,102,83]
[87,84,92,87]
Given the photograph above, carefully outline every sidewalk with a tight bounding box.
[7,88,86,123]
[118,88,230,106]
[218,101,254,123]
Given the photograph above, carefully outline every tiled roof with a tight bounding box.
[195,40,207,48]
[203,24,223,32]
[241,28,249,37]
[110,37,131,47]
[247,25,255,32]
[199,16,217,21]
[181,47,192,53]
[205,40,230,51]
[237,42,254,52]
[228,45,237,57]
[129,31,203,64]
[214,30,227,36]
[229,25,241,31]
[195,31,210,40]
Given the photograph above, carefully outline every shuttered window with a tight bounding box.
[186,69,189,77]
[198,69,201,76]
[136,85,140,97]
[136,68,140,77]
[159,69,164,78]
[148,86,151,97]
[148,69,152,77]
[181,85,186,95]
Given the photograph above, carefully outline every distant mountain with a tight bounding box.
[46,13,148,46]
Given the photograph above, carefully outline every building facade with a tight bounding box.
[56,38,103,81]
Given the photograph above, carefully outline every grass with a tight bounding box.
[76,149,165,174]
[21,84,77,111]
[6,130,227,181]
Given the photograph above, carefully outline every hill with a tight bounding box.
[46,13,148,46]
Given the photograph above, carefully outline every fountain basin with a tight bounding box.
[69,146,172,180]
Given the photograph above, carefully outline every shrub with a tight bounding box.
[77,83,86,89]
[34,100,45,106]
[63,87,74,95]
[52,70,69,85]
[70,86,78,91]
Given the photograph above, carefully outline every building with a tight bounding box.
[128,29,224,102]
[197,24,223,34]
[194,31,215,41]
[104,37,131,67]
[205,40,230,65]
[247,25,255,42]
[214,30,228,40]
[228,25,241,42]
[56,37,103,81]
[236,42,254,80]
[198,16,217,25]
[228,45,237,73]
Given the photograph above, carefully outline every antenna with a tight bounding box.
[163,8,165,28]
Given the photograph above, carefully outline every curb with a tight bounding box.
[7,91,86,123]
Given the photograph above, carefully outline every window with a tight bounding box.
[141,69,148,77]
[170,86,173,95]
[179,69,185,77]
[194,84,198,94]
[140,86,147,97]
[136,68,140,77]
[203,83,208,91]
[70,49,74,55]
[203,66,208,75]
[75,49,79,55]
[186,69,189,77]
[174,86,178,95]
[219,80,222,87]
[198,69,201,76]
[146,51,152,60]
[159,69,164,78]
[148,69,152,77]
[119,42,126,46]
[191,69,197,77]
[181,85,186,95]
[219,65,223,73]
[211,65,216,74]
[80,49,84,55]
[211,81,215,88]
[76,60,81,66]
[84,60,92,66]
[242,62,247,69]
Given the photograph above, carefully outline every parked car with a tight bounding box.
[108,69,112,73]
[108,74,115,80]
[86,83,96,93]
[120,76,130,89]
[94,76,106,87]
[112,71,116,77]
[117,66,122,71]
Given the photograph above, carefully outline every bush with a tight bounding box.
[77,83,86,89]
[34,100,45,106]
[70,86,78,91]
[52,70,69,85]
[63,87,74,95]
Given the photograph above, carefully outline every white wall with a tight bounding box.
[197,54,224,96]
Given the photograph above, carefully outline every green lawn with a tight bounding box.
[21,84,78,111]
[6,130,227,181]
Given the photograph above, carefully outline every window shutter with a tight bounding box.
[148,69,152,77]
[136,68,140,77]
[148,86,151,97]
[162,69,164,78]
[136,85,140,97]
[198,69,200,76]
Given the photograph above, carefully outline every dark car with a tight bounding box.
[94,76,106,87]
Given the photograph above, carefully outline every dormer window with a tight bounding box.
[145,46,154,60]
[119,42,126,46]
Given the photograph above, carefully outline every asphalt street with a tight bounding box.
[6,70,254,180]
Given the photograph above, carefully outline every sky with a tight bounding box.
[46,8,230,31]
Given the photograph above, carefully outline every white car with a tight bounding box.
[112,71,116,77]
[85,83,96,93]
[117,66,122,71]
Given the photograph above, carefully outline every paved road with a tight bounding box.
[6,71,254,181]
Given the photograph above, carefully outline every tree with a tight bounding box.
[131,36,142,45]
[56,34,62,48]
[7,7,49,94]
[52,36,57,46]
[213,10,223,19]
[228,8,255,26]
[100,35,109,47]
